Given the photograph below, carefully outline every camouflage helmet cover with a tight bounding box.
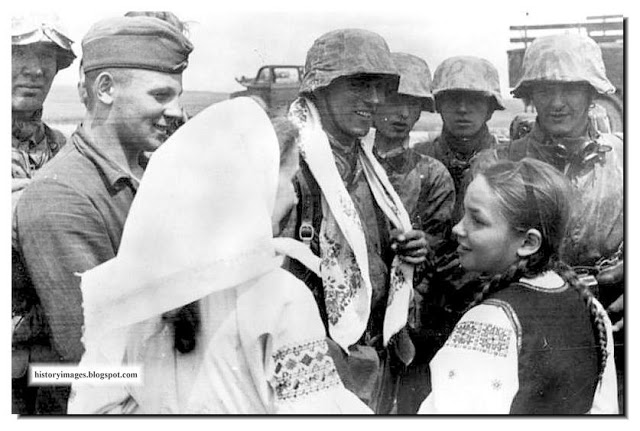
[431,56,505,110]
[512,33,615,98]
[12,12,76,71]
[392,52,435,112]
[300,28,399,94]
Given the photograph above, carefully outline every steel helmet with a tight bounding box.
[512,33,615,98]
[300,28,399,95]
[431,56,505,110]
[392,52,435,112]
[12,12,76,71]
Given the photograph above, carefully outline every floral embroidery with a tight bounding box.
[272,339,341,401]
[387,265,406,305]
[338,194,362,228]
[448,370,456,379]
[446,320,511,357]
[321,230,362,326]
[491,379,502,390]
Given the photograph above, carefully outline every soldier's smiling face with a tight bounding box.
[531,82,593,138]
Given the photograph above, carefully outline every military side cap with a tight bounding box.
[82,15,193,74]
[300,28,399,94]
[512,34,615,98]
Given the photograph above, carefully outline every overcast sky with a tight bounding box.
[8,0,633,95]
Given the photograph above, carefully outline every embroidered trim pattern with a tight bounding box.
[387,265,406,305]
[446,320,511,358]
[272,339,341,401]
[320,228,362,326]
[483,298,523,354]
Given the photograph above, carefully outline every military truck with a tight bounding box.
[507,15,624,134]
[230,65,304,117]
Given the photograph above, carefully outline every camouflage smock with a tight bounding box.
[416,124,500,224]
[505,123,623,269]
[373,142,455,246]
[12,112,66,179]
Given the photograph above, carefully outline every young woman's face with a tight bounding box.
[271,144,300,235]
[452,175,524,274]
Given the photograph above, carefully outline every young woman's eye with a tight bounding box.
[471,215,486,226]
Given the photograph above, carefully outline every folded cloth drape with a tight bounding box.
[70,97,368,414]
[288,97,414,353]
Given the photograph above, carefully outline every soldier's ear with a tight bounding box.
[95,72,115,105]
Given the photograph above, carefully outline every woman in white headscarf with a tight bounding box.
[67,97,370,414]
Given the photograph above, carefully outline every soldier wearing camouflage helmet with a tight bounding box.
[369,53,454,242]
[365,52,458,414]
[283,30,429,413]
[401,56,508,412]
[11,12,77,415]
[416,56,505,222]
[11,13,76,213]
[504,34,623,405]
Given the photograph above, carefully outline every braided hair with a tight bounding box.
[467,158,608,380]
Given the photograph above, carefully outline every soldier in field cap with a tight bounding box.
[13,13,193,414]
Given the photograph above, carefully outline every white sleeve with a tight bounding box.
[238,270,372,415]
[418,303,519,414]
[589,298,619,414]
[268,283,371,414]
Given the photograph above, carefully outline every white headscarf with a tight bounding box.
[80,97,311,361]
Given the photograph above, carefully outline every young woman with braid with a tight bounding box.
[418,158,618,414]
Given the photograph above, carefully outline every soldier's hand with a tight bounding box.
[611,317,624,333]
[606,294,623,333]
[391,229,428,265]
[596,260,623,286]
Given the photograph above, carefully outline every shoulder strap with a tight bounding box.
[293,162,321,250]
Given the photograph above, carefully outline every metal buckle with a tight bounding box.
[298,222,314,246]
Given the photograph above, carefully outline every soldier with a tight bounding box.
[403,56,507,413]
[14,14,193,414]
[368,52,455,246]
[284,29,428,413]
[11,13,75,222]
[366,52,457,414]
[11,12,76,415]
[503,33,624,411]
[415,56,506,223]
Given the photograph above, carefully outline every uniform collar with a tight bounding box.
[72,125,140,191]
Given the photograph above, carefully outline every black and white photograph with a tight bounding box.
[5,0,634,424]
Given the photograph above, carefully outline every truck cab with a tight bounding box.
[231,65,304,117]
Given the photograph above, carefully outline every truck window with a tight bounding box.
[257,68,273,83]
[273,67,300,84]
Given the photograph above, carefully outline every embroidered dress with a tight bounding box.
[419,279,618,414]
[68,98,369,414]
